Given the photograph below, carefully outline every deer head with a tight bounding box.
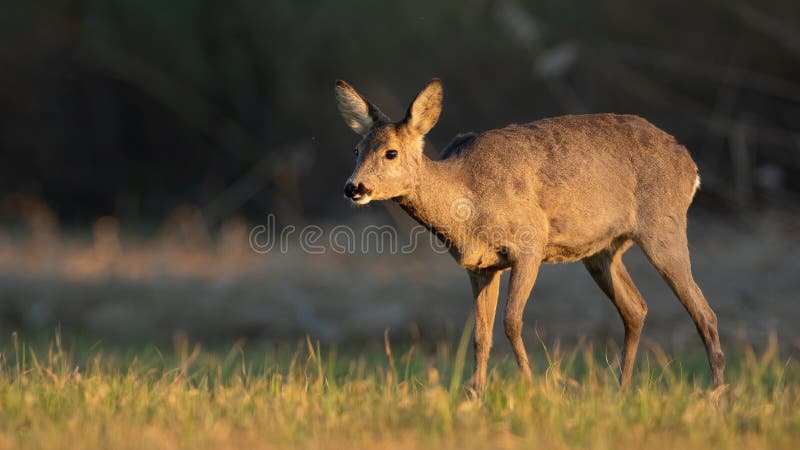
[335,79,443,205]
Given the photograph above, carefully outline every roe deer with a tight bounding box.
[335,78,724,393]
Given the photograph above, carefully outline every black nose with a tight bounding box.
[344,182,358,198]
[344,182,370,198]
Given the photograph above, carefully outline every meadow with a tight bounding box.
[0,329,797,450]
[0,202,798,449]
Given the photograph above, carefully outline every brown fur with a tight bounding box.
[335,79,725,394]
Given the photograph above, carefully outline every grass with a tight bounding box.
[0,328,797,450]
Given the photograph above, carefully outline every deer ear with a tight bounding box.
[335,80,388,135]
[403,78,443,136]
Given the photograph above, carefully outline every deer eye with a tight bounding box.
[353,148,359,157]
[385,150,398,160]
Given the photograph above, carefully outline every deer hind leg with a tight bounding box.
[637,225,725,388]
[583,240,647,389]
[504,257,541,382]
[467,269,501,394]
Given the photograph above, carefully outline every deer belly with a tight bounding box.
[542,240,614,263]
[543,222,631,263]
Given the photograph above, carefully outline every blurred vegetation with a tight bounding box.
[0,0,798,225]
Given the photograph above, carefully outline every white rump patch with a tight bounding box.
[692,175,701,197]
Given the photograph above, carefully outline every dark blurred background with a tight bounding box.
[3,0,799,222]
[0,0,798,351]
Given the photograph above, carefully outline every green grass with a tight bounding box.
[0,329,797,450]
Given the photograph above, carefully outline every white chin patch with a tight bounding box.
[351,195,372,205]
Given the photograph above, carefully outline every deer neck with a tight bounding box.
[394,156,470,244]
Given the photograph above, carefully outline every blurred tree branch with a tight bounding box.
[727,3,800,57]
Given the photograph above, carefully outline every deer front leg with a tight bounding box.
[504,257,541,382]
[467,269,501,394]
